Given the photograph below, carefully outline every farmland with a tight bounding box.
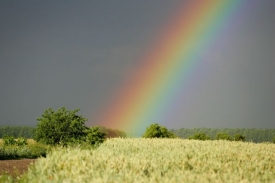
[2,138,274,182]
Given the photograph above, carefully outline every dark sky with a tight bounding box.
[0,0,274,129]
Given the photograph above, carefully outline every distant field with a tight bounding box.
[17,138,275,183]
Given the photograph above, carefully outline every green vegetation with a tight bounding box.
[4,138,274,182]
[234,133,245,142]
[2,136,16,146]
[2,136,28,146]
[0,126,34,138]
[171,128,275,143]
[33,107,89,145]
[33,107,108,147]
[1,125,274,143]
[86,126,107,146]
[1,121,274,182]
[98,126,127,138]
[0,140,50,160]
[142,123,176,138]
[215,132,232,141]
[188,132,210,140]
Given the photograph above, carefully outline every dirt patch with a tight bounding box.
[0,159,36,177]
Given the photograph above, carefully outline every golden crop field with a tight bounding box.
[19,138,275,183]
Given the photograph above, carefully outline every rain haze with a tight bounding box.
[0,0,274,131]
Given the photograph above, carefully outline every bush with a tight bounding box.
[3,136,16,146]
[33,107,88,145]
[142,123,176,138]
[17,137,28,146]
[216,132,232,141]
[98,126,127,138]
[234,134,245,142]
[3,136,28,147]
[189,133,210,141]
[0,143,49,160]
[273,136,275,144]
[86,126,106,146]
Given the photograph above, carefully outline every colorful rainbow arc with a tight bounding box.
[93,0,245,135]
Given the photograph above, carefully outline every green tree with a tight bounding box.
[273,136,275,144]
[234,134,245,142]
[142,123,176,138]
[216,132,232,141]
[33,107,88,145]
[188,132,210,141]
[86,126,107,146]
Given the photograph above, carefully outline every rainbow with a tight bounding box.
[93,0,245,136]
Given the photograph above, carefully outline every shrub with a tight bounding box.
[86,126,106,146]
[234,134,245,142]
[216,132,232,141]
[0,143,50,160]
[189,132,210,140]
[98,126,127,138]
[33,107,88,145]
[142,123,176,138]
[16,137,28,146]
[3,136,16,146]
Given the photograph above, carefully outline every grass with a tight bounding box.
[9,138,275,183]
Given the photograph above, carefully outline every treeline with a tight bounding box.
[1,126,274,143]
[0,126,34,138]
[171,128,275,143]
[98,126,127,138]
[0,125,126,139]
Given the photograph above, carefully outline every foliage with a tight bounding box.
[3,136,16,146]
[33,107,88,145]
[171,128,275,143]
[15,139,275,182]
[98,126,127,138]
[0,126,34,138]
[2,136,28,147]
[142,123,176,138]
[234,134,245,142]
[188,132,210,140]
[0,142,50,160]
[17,137,28,146]
[215,132,232,141]
[273,136,275,144]
[85,126,106,146]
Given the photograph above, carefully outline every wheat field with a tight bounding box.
[17,138,274,183]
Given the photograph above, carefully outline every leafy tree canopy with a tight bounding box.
[234,134,245,142]
[216,132,232,141]
[189,132,210,141]
[142,123,176,138]
[86,126,107,146]
[33,107,88,145]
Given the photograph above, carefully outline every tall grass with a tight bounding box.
[16,138,275,183]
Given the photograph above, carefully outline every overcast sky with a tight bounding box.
[0,0,274,130]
